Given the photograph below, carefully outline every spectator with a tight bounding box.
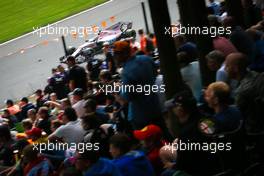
[49,68,69,99]
[27,108,37,126]
[133,124,164,175]
[229,24,256,62]
[110,133,155,176]
[86,57,102,81]
[204,82,242,133]
[159,145,177,176]
[177,51,203,102]
[99,69,113,84]
[242,0,263,28]
[67,56,88,92]
[5,99,20,116]
[165,91,219,175]
[71,88,86,118]
[225,52,264,133]
[57,64,68,80]
[50,119,62,133]
[149,33,157,48]
[81,113,109,157]
[22,145,53,176]
[0,125,14,167]
[246,28,264,72]
[56,98,72,121]
[213,36,237,57]
[74,149,122,176]
[138,29,147,53]
[206,50,238,96]
[1,109,17,129]
[19,97,35,121]
[113,41,162,129]
[175,35,198,60]
[35,89,45,110]
[206,50,227,81]
[145,34,155,56]
[103,42,117,75]
[48,107,85,145]
[83,99,109,124]
[35,107,51,135]
[21,118,33,131]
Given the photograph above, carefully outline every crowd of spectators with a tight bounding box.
[1,1,264,175]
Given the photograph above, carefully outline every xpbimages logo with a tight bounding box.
[165,23,231,37]
[33,141,99,153]
[97,82,166,95]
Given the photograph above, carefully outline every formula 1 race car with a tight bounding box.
[60,21,136,64]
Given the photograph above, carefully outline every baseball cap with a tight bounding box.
[165,90,196,109]
[133,124,162,140]
[72,88,84,97]
[25,127,42,138]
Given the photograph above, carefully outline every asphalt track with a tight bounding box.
[0,0,179,107]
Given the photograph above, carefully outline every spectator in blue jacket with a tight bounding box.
[109,133,155,176]
[75,149,121,176]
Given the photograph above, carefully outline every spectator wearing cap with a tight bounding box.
[133,124,164,175]
[48,107,85,145]
[113,40,162,130]
[165,91,202,140]
[175,35,198,60]
[35,107,51,135]
[74,149,122,176]
[19,97,35,121]
[204,82,242,133]
[67,56,88,92]
[165,91,219,175]
[5,99,20,116]
[71,88,86,118]
[109,133,155,176]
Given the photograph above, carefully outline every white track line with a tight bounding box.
[0,0,113,47]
